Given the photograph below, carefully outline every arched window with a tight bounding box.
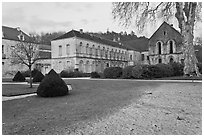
[85,61,90,73]
[169,41,173,54]
[90,47,92,55]
[158,58,162,63]
[157,42,162,54]
[79,60,84,72]
[2,45,4,54]
[169,58,174,64]
[59,45,62,56]
[130,55,133,61]
[86,44,89,55]
[79,42,82,53]
[181,59,184,64]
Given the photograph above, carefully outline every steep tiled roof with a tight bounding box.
[149,21,182,44]
[53,30,131,50]
[2,26,30,41]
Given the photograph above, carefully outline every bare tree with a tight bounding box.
[112,2,202,76]
[11,38,40,88]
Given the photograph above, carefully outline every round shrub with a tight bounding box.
[60,70,69,78]
[13,71,26,82]
[91,72,100,78]
[155,63,174,77]
[122,66,134,79]
[170,62,184,76]
[104,67,123,79]
[33,71,44,82]
[37,69,69,97]
[132,64,144,79]
[139,65,151,79]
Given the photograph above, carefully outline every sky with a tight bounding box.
[2,2,202,38]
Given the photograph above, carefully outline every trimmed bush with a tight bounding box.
[37,69,69,97]
[122,66,134,79]
[170,62,184,76]
[13,71,26,82]
[33,71,44,82]
[90,72,100,78]
[104,67,123,79]
[31,69,40,77]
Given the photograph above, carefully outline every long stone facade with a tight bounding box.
[50,30,141,73]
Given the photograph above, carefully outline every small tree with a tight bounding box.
[10,37,40,88]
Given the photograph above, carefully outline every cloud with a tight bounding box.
[27,16,73,33]
[81,19,89,25]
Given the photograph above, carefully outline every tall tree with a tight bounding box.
[11,37,40,88]
[112,2,202,76]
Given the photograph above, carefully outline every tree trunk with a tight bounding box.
[182,24,201,76]
[175,2,201,77]
[29,66,33,88]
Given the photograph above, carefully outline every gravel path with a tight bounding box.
[69,83,202,135]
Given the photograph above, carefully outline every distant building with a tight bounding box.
[50,29,141,73]
[2,26,51,76]
[3,22,184,76]
[148,22,184,65]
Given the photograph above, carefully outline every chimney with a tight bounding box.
[117,37,120,42]
[79,29,83,34]
[170,24,173,27]
[16,27,21,31]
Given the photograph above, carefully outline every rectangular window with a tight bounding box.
[66,44,70,55]
[2,45,4,54]
[141,54,144,61]
[59,45,62,56]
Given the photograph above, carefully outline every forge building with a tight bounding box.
[148,22,184,65]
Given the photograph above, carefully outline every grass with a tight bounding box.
[2,84,38,96]
[2,79,159,135]
[155,75,202,80]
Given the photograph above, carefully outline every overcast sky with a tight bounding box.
[2,2,202,38]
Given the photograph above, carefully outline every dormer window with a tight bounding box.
[164,31,166,36]
[18,33,25,41]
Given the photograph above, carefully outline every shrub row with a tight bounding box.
[104,62,187,79]
[103,67,123,79]
[60,70,90,78]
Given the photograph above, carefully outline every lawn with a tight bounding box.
[2,84,38,96]
[2,79,159,135]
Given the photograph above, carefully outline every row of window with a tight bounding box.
[156,40,174,55]
[58,42,131,60]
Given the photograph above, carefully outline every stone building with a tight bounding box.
[148,22,184,65]
[51,29,141,73]
[2,26,51,76]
